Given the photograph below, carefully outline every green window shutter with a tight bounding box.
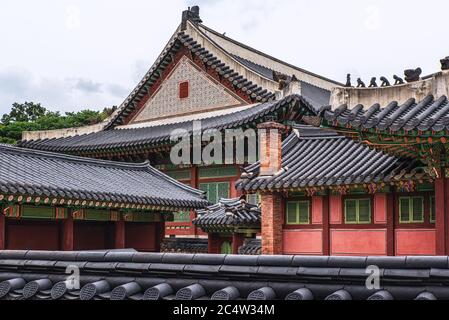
[358,199,371,223]
[412,197,424,222]
[209,183,218,204]
[430,197,436,223]
[298,201,310,224]
[286,202,298,225]
[400,198,410,223]
[217,182,230,200]
[200,182,230,204]
[345,200,357,223]
[200,183,209,198]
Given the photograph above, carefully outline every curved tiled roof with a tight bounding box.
[193,198,261,233]
[19,95,316,155]
[0,144,207,210]
[238,239,262,256]
[237,125,427,192]
[320,95,449,133]
[1,250,449,300]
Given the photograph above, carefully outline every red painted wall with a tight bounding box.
[374,194,387,224]
[330,195,343,224]
[312,196,323,224]
[283,229,323,255]
[125,223,157,252]
[73,221,114,251]
[6,220,61,251]
[330,229,387,256]
[395,229,436,256]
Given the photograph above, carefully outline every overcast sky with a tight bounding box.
[1,0,448,115]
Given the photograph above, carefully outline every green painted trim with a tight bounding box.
[166,170,191,181]
[21,206,55,220]
[132,213,161,223]
[417,184,435,192]
[199,167,238,179]
[84,209,111,221]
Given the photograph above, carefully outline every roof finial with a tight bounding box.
[441,56,449,71]
[404,67,422,83]
[181,5,202,30]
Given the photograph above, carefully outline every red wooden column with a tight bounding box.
[61,215,74,251]
[114,220,126,249]
[190,166,199,237]
[322,193,330,256]
[386,192,395,256]
[435,171,448,255]
[155,221,165,252]
[232,233,245,254]
[231,167,243,199]
[0,213,5,250]
[208,233,221,254]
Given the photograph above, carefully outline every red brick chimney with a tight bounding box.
[257,122,286,255]
[257,122,286,176]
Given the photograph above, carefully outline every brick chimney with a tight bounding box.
[257,122,286,176]
[257,121,286,255]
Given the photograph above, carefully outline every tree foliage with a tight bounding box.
[0,102,117,144]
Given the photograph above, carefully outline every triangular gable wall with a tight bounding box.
[131,56,244,123]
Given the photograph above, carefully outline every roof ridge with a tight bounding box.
[198,23,343,87]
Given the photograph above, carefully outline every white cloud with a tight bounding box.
[0,0,448,114]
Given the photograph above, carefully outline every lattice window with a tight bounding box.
[199,182,230,204]
[344,199,371,224]
[286,201,310,225]
[399,197,424,223]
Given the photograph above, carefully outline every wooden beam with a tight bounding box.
[322,193,330,256]
[114,221,126,249]
[435,172,447,255]
[386,192,395,256]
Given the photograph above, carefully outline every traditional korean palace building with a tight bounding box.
[19,6,337,243]
[16,5,449,257]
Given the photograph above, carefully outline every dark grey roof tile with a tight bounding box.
[0,145,207,210]
[237,125,425,191]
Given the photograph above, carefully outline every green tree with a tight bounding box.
[0,102,115,144]
[1,102,48,124]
